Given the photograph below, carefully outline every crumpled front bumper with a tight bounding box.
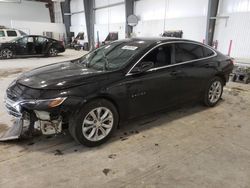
[0,97,27,141]
[0,96,62,141]
[0,119,23,141]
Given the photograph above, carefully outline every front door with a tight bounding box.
[15,36,29,55]
[125,44,180,118]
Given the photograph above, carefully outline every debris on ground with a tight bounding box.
[120,137,128,141]
[108,154,117,159]
[103,168,111,176]
[54,149,63,156]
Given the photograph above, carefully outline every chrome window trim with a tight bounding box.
[126,41,217,76]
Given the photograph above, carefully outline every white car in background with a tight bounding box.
[0,29,26,43]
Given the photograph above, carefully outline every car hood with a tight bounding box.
[17,61,106,89]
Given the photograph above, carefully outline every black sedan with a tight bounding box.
[2,38,234,146]
[0,35,65,59]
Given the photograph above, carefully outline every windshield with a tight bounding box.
[80,40,148,71]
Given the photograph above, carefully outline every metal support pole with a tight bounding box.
[83,0,95,50]
[205,0,220,46]
[125,0,135,38]
[61,0,71,44]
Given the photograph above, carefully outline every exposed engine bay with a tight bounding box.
[0,96,63,141]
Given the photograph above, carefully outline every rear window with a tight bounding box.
[0,30,5,37]
[7,30,17,37]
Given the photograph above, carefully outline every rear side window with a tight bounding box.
[175,43,204,63]
[203,46,215,57]
[17,37,28,45]
[35,37,47,44]
[7,30,17,37]
[0,30,5,37]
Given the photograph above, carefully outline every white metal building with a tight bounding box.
[68,0,250,59]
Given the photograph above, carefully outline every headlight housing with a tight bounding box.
[22,97,67,109]
[36,97,67,108]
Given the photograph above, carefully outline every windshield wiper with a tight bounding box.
[102,50,109,71]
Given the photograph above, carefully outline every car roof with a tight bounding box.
[23,35,48,38]
[116,37,204,46]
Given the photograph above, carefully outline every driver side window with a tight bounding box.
[140,44,173,68]
[18,37,28,45]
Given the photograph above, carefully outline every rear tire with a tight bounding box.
[48,47,58,57]
[204,77,224,107]
[69,99,118,147]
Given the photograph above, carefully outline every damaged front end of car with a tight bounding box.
[0,96,66,141]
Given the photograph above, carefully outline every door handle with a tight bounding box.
[170,70,182,76]
[205,63,214,68]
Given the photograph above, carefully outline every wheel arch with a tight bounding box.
[84,94,126,125]
[215,73,226,85]
[0,47,15,57]
[45,43,55,53]
[87,95,120,116]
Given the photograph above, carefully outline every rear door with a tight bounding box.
[34,36,47,54]
[172,42,217,103]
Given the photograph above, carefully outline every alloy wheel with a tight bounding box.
[208,81,222,104]
[82,107,114,141]
[49,48,58,56]
[1,49,13,59]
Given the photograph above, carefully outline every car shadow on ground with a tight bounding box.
[0,100,219,156]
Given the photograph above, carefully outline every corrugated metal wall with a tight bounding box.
[94,0,125,42]
[70,0,87,37]
[214,0,250,58]
[134,0,208,42]
[0,0,50,28]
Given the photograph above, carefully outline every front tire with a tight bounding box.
[204,77,224,107]
[0,48,14,59]
[69,99,118,147]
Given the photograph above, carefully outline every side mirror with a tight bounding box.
[130,61,154,74]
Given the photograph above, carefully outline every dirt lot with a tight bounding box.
[0,51,250,188]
